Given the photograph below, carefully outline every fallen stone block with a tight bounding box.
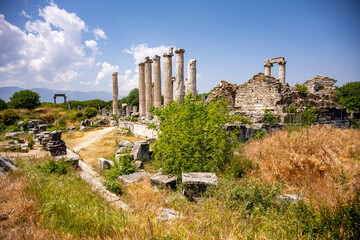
[182,172,218,198]
[118,170,151,184]
[98,158,114,170]
[54,149,80,168]
[78,160,100,178]
[0,156,17,172]
[150,173,176,189]
[131,141,149,162]
[118,140,133,148]
[158,208,180,221]
[277,194,303,204]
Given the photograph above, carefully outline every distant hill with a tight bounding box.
[0,87,119,102]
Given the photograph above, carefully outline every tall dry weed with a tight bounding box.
[243,125,360,204]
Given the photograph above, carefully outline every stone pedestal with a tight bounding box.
[145,57,153,118]
[163,49,174,107]
[153,55,162,109]
[112,72,120,115]
[279,61,286,84]
[47,131,67,157]
[264,63,273,76]
[175,49,185,102]
[138,62,146,116]
[187,59,197,96]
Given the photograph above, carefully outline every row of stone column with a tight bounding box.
[139,48,197,118]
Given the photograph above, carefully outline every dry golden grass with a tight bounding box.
[63,128,145,166]
[0,174,60,240]
[243,125,360,204]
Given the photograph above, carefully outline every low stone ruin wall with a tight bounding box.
[118,121,159,138]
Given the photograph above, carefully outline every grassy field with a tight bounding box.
[1,125,359,239]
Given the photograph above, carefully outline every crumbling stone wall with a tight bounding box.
[206,80,239,109]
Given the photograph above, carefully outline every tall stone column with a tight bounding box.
[153,55,162,109]
[175,48,185,102]
[144,57,153,118]
[112,72,120,115]
[264,63,273,76]
[278,60,287,84]
[138,62,146,116]
[187,59,197,96]
[163,49,174,106]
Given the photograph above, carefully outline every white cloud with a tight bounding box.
[124,43,173,64]
[0,2,106,89]
[93,28,107,40]
[118,69,137,93]
[95,62,119,85]
[0,79,26,87]
[20,10,31,19]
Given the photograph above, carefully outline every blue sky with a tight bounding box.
[0,0,359,95]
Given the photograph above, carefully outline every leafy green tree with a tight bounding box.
[152,94,236,177]
[9,90,40,109]
[118,88,139,107]
[0,99,7,110]
[334,82,360,111]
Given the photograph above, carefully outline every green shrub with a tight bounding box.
[296,84,308,94]
[37,159,72,175]
[101,179,123,195]
[28,137,35,149]
[285,106,296,113]
[333,81,360,111]
[225,156,253,179]
[263,109,276,124]
[0,109,20,126]
[106,155,136,180]
[0,123,7,133]
[84,107,97,118]
[9,90,40,109]
[57,116,67,126]
[229,180,280,214]
[253,129,267,140]
[152,94,237,177]
[301,106,318,127]
[350,118,360,129]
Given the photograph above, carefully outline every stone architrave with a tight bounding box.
[278,60,286,84]
[112,72,120,115]
[138,62,146,116]
[163,48,174,106]
[153,55,162,109]
[145,57,153,118]
[175,49,185,102]
[187,59,197,96]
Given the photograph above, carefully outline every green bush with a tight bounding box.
[37,159,72,175]
[296,84,308,94]
[225,156,253,179]
[263,109,276,124]
[334,82,360,111]
[301,106,318,127]
[285,106,296,113]
[0,99,7,110]
[106,155,136,180]
[101,179,123,195]
[9,90,40,109]
[0,109,20,126]
[152,94,237,177]
[253,129,267,140]
[84,107,98,118]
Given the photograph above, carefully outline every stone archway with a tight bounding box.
[54,94,67,106]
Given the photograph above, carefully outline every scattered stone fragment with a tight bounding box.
[118,140,133,148]
[98,158,114,170]
[150,173,176,189]
[133,160,143,169]
[0,167,5,175]
[277,194,303,204]
[158,208,180,221]
[118,170,151,184]
[54,149,80,168]
[182,172,218,198]
[131,141,149,162]
[5,131,25,138]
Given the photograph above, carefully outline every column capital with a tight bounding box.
[278,60,287,65]
[112,72,118,76]
[145,56,153,63]
[175,48,185,54]
[163,53,173,58]
[264,63,273,67]
[138,62,145,66]
[153,55,161,61]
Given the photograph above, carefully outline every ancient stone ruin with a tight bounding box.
[264,57,287,84]
[53,94,67,106]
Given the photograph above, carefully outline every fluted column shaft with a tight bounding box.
[163,53,173,106]
[187,59,197,96]
[175,48,185,102]
[112,72,120,115]
[153,55,162,109]
[279,61,286,84]
[138,63,146,116]
[264,63,273,76]
[144,57,153,117]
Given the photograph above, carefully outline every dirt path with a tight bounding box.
[71,127,115,152]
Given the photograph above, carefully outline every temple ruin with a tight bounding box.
[264,57,287,84]
[53,94,66,106]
